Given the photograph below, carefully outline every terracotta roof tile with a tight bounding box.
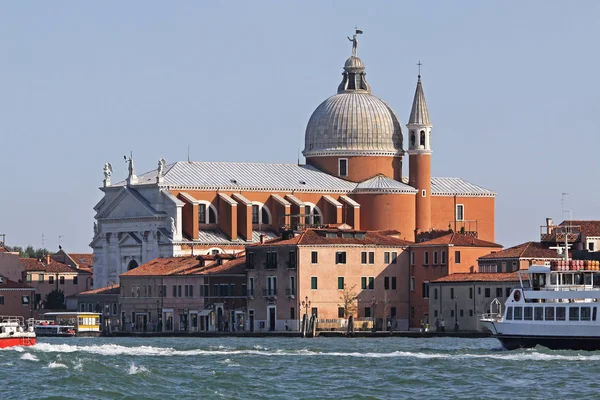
[19,258,88,274]
[479,242,561,260]
[560,220,600,237]
[69,253,94,270]
[78,284,120,295]
[249,229,413,248]
[411,233,502,248]
[121,255,246,277]
[433,272,520,283]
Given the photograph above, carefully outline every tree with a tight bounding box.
[338,284,358,318]
[43,289,66,310]
[4,245,50,258]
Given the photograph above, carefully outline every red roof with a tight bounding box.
[0,275,33,290]
[560,220,600,237]
[411,232,502,248]
[433,272,520,283]
[0,247,9,253]
[78,284,120,295]
[250,229,413,248]
[479,242,561,260]
[120,255,246,277]
[19,258,88,274]
[69,253,94,271]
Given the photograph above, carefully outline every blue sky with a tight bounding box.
[1,1,599,252]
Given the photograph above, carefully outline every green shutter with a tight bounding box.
[311,277,318,290]
[338,277,344,290]
[361,277,367,289]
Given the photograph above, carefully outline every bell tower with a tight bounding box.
[407,71,433,235]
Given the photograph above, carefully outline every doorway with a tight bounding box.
[268,306,276,331]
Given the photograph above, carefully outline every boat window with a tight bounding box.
[550,274,558,286]
[556,307,566,321]
[506,307,513,320]
[569,307,580,321]
[534,307,544,321]
[513,307,522,320]
[594,307,598,322]
[574,274,584,285]
[524,306,533,321]
[581,307,591,321]
[563,274,573,285]
[594,274,600,288]
[545,307,554,321]
[585,273,592,286]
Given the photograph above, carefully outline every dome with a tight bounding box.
[303,56,403,157]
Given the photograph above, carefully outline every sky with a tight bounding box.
[1,1,599,252]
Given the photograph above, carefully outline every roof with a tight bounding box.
[115,162,494,197]
[120,255,246,277]
[249,229,413,248]
[0,276,33,290]
[77,284,120,296]
[355,175,417,194]
[411,232,502,248]
[479,242,561,260]
[19,258,89,274]
[560,220,600,237]
[408,77,431,125]
[195,229,278,245]
[69,254,93,268]
[432,272,520,283]
[430,177,495,197]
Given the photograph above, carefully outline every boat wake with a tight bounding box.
[29,343,600,361]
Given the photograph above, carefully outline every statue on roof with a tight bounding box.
[158,158,166,177]
[169,217,176,238]
[347,28,363,57]
[103,163,112,179]
[93,222,98,237]
[125,152,135,178]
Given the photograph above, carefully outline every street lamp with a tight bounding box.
[156,300,160,332]
[371,297,377,333]
[301,296,311,336]
[454,296,459,332]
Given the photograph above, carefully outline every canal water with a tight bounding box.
[3,336,600,399]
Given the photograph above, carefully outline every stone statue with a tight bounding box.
[125,152,135,177]
[347,34,358,57]
[170,217,176,237]
[157,158,166,177]
[103,163,112,179]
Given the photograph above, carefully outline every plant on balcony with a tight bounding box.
[337,284,358,318]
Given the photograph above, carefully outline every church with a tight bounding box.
[91,36,496,288]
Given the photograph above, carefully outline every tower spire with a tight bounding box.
[409,69,431,126]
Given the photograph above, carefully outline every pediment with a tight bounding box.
[119,232,143,247]
[98,187,160,219]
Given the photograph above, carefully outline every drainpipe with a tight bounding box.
[407,249,411,329]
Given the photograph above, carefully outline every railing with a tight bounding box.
[0,315,25,325]
[286,261,297,269]
[481,313,502,321]
[540,225,581,243]
[449,220,478,238]
[265,263,277,270]
[262,289,277,297]
[315,318,375,332]
[285,288,296,297]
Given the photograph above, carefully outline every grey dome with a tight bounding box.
[303,56,403,157]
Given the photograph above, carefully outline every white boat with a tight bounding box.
[480,265,600,350]
[34,321,76,337]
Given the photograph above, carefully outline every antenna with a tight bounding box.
[297,148,300,165]
[58,235,64,249]
[561,193,571,263]
[41,233,45,249]
[188,145,190,163]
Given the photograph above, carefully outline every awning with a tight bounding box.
[198,309,213,317]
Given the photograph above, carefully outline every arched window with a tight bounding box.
[251,202,271,225]
[198,202,218,224]
[420,131,426,146]
[127,260,138,271]
[410,131,416,147]
[303,202,323,226]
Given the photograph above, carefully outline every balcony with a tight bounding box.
[449,220,478,238]
[262,289,277,298]
[265,263,278,270]
[285,288,296,298]
[540,225,581,244]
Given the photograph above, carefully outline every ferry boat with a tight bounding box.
[41,312,102,337]
[0,316,36,348]
[480,262,600,350]
[34,320,76,337]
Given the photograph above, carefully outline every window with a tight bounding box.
[384,277,390,290]
[420,131,425,146]
[262,207,270,224]
[26,274,31,282]
[422,282,429,298]
[338,158,348,177]
[410,252,415,265]
[505,287,511,298]
[424,252,429,265]
[433,251,438,265]
[172,285,177,297]
[288,251,297,269]
[0,296,3,305]
[581,307,591,321]
[311,308,318,318]
[311,277,318,290]
[266,251,278,269]
[364,307,371,318]
[336,252,346,264]
[411,307,415,318]
[456,204,464,221]
[460,309,464,317]
[594,307,598,322]
[368,277,374,290]
[441,251,447,264]
[410,277,415,291]
[455,251,461,264]
[311,251,318,264]
[252,205,259,224]
[422,189,426,197]
[384,252,390,264]
[49,276,54,284]
[556,307,566,321]
[506,307,513,320]
[39,274,44,282]
[450,288,455,299]
[513,307,522,320]
[569,307,580,321]
[524,306,533,321]
[469,287,473,299]
[177,285,182,297]
[338,307,345,318]
[361,277,367,290]
[338,277,344,290]
[496,288,502,297]
[469,310,473,317]
[368,252,374,264]
[361,252,367,264]
[21,296,29,305]
[534,307,544,321]
[450,310,454,318]
[199,204,207,224]
[391,277,397,290]
[545,307,555,321]
[478,287,481,295]
[266,277,277,296]
[290,307,296,320]
[484,288,491,298]
[73,276,78,284]
[248,278,254,297]
[391,307,397,318]
[589,242,595,251]
[434,288,438,300]
[59,276,65,285]
[392,252,398,264]
[247,252,255,269]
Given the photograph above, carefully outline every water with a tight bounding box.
[3,336,600,399]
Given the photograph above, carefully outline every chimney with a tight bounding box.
[546,217,553,234]
[46,254,51,264]
[260,234,264,244]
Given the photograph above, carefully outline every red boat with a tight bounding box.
[0,316,36,348]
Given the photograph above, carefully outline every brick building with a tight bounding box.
[0,275,35,319]
[478,241,561,273]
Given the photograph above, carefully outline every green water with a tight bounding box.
[3,337,600,399]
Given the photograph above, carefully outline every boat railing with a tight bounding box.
[0,315,25,324]
[525,286,598,292]
[481,313,502,321]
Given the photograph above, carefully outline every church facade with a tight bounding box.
[91,39,496,289]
